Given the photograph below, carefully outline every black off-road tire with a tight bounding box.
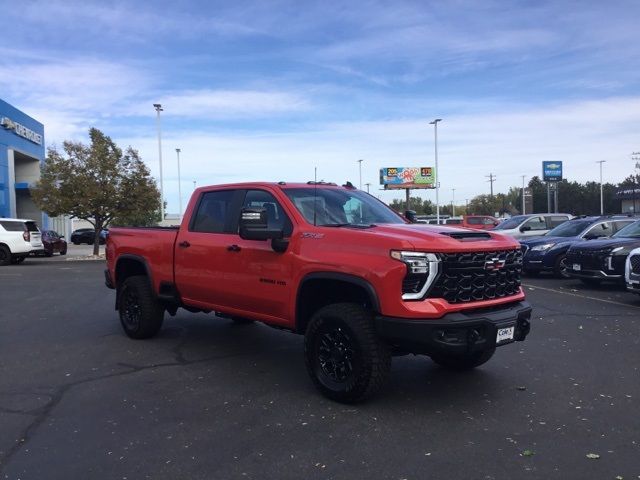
[304,303,391,403]
[60,248,67,256]
[553,255,570,279]
[430,347,496,371]
[118,275,164,339]
[580,278,601,287]
[0,246,12,266]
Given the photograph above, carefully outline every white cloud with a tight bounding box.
[124,90,311,118]
[115,96,640,214]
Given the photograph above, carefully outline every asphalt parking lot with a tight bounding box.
[1,261,639,480]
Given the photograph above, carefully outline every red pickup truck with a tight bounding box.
[105,181,531,402]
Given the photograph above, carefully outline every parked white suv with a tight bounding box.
[626,247,640,295]
[491,214,572,239]
[0,218,44,265]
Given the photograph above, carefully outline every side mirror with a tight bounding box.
[60,236,65,239]
[404,210,418,223]
[520,225,531,232]
[239,207,284,241]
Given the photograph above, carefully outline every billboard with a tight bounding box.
[542,161,563,182]
[379,167,435,189]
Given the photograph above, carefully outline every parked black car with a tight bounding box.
[521,216,636,278]
[70,228,108,245]
[565,219,640,285]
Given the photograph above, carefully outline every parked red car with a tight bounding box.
[41,230,67,256]
[460,215,500,230]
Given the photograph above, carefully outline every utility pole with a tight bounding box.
[521,175,526,215]
[596,160,606,215]
[365,182,371,193]
[486,173,496,197]
[357,159,363,190]
[193,180,196,191]
[465,198,469,213]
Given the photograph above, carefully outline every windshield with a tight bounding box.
[545,220,592,237]
[283,188,405,226]
[613,220,640,238]
[493,216,526,230]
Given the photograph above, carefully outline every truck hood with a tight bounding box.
[362,224,521,252]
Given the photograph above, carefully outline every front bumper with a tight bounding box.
[565,267,622,280]
[375,301,532,356]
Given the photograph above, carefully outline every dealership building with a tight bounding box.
[0,99,46,225]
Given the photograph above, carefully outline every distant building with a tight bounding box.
[616,187,640,214]
[0,99,46,223]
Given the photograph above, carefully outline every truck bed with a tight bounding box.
[106,226,180,292]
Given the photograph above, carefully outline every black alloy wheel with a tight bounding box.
[554,255,570,279]
[316,322,357,384]
[304,303,391,403]
[118,276,164,339]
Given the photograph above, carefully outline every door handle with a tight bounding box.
[178,241,191,248]
[227,244,241,252]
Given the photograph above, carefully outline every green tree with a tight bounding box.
[31,128,160,255]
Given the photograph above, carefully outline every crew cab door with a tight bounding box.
[174,188,246,310]
[230,189,295,324]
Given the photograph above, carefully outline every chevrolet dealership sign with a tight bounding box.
[1,116,43,145]
[542,161,563,182]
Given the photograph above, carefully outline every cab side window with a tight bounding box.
[467,217,482,225]
[191,190,236,233]
[524,216,547,231]
[585,222,612,238]
[243,190,293,237]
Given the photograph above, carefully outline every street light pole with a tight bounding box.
[153,103,164,221]
[451,188,456,217]
[633,153,640,214]
[521,175,526,215]
[429,119,442,223]
[357,159,363,190]
[176,148,183,218]
[596,160,606,215]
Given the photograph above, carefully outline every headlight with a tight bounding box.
[390,251,440,300]
[611,246,626,254]
[531,243,556,252]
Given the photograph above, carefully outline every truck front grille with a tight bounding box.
[430,249,523,303]
[630,254,640,274]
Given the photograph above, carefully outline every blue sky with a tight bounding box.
[1,0,639,213]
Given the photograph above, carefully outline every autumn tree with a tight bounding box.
[31,128,160,255]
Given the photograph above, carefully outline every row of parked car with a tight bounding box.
[0,218,109,265]
[493,213,639,297]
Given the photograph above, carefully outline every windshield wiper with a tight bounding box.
[321,223,377,229]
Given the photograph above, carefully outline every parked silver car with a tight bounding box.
[491,214,572,239]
